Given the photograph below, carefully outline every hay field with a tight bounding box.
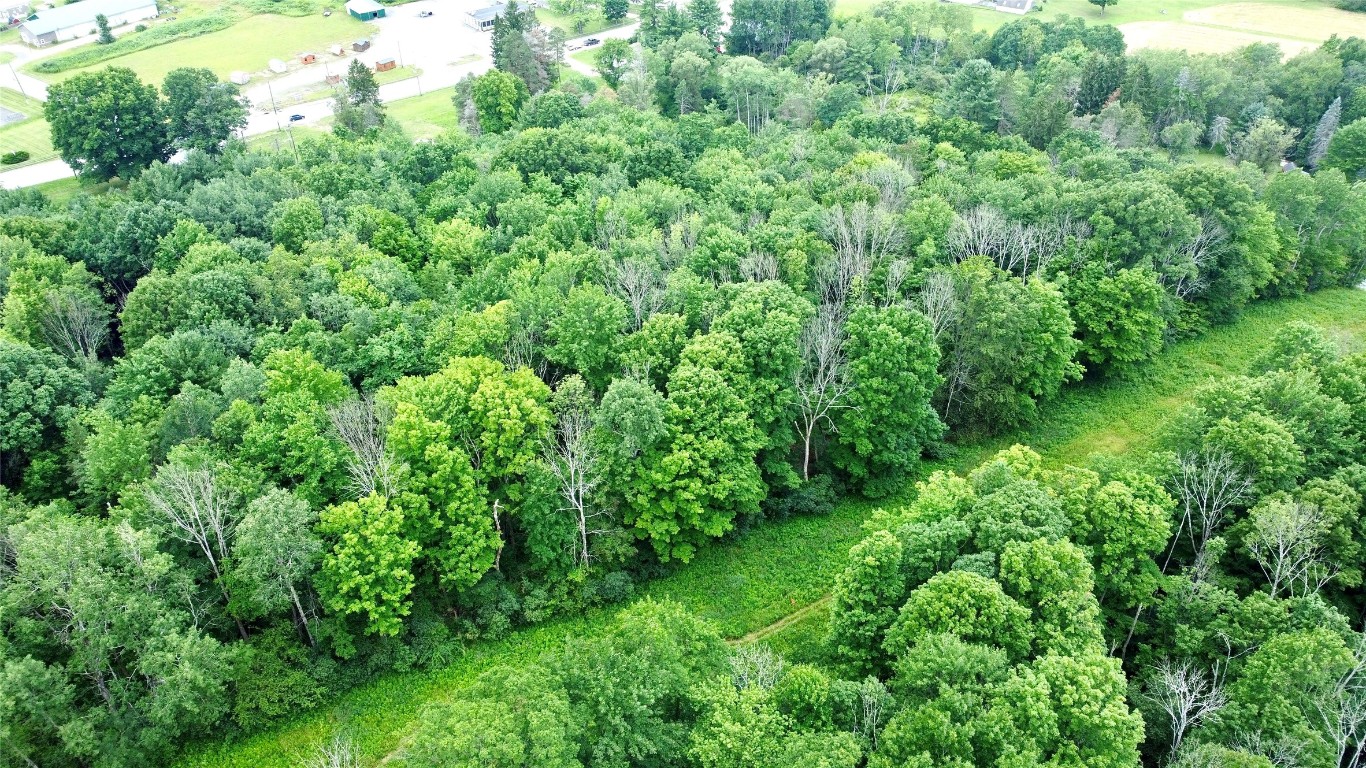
[1183,2,1366,40]
[1119,20,1318,56]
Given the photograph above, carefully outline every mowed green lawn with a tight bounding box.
[0,88,59,170]
[833,0,1348,38]
[384,87,459,139]
[173,287,1366,768]
[35,13,371,86]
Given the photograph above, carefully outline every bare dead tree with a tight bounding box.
[145,463,247,639]
[1312,633,1366,768]
[820,201,903,311]
[328,396,396,500]
[1245,500,1338,599]
[39,289,109,363]
[596,207,634,252]
[946,206,1083,282]
[605,256,665,331]
[857,677,893,750]
[297,732,361,768]
[919,270,960,344]
[1141,659,1228,762]
[1163,450,1253,574]
[1160,217,1225,300]
[793,308,853,480]
[730,644,785,691]
[544,396,610,570]
[739,251,782,284]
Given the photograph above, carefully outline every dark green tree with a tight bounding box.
[603,0,628,20]
[95,13,114,44]
[161,67,249,153]
[44,67,170,180]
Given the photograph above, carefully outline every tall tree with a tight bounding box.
[333,59,385,135]
[688,0,724,45]
[161,67,249,153]
[45,67,170,180]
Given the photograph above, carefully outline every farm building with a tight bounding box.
[352,38,371,51]
[19,0,157,46]
[375,57,395,71]
[465,2,506,30]
[345,0,385,21]
[301,52,317,64]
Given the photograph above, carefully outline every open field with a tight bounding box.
[30,13,371,85]
[535,7,633,36]
[32,175,120,204]
[0,88,58,170]
[1118,19,1317,56]
[384,87,458,139]
[174,286,1366,768]
[853,0,1357,53]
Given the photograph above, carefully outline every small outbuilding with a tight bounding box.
[344,0,385,21]
[351,37,370,52]
[375,57,396,72]
[229,71,251,85]
[464,2,505,31]
[268,58,287,73]
[300,52,317,64]
[328,43,344,56]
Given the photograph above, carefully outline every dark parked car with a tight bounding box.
[289,114,305,122]
[584,37,600,45]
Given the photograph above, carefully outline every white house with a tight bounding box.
[19,0,158,46]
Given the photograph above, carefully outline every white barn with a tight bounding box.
[20,0,159,46]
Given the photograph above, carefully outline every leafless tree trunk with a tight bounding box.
[39,289,108,362]
[1246,500,1337,598]
[730,644,785,690]
[946,206,1083,282]
[328,395,396,500]
[739,251,782,284]
[919,271,960,344]
[605,256,665,331]
[544,400,609,569]
[819,201,903,312]
[145,464,248,639]
[1163,449,1252,575]
[1141,659,1228,762]
[793,308,853,480]
[1313,633,1366,768]
[297,732,361,768]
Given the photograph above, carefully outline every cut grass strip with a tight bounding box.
[175,287,1366,768]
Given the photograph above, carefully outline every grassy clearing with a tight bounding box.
[31,176,119,204]
[870,0,1347,43]
[1184,2,1366,40]
[175,287,1366,768]
[535,7,633,36]
[384,87,458,139]
[31,13,371,86]
[0,88,58,169]
[1118,20,1317,56]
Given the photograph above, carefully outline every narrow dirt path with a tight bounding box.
[729,594,832,646]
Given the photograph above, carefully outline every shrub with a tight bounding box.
[1,151,30,164]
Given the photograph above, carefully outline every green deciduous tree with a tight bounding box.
[162,67,249,153]
[45,67,170,180]
[471,69,530,133]
[317,491,420,638]
[832,304,944,497]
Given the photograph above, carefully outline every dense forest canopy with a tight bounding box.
[4,1,1366,766]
